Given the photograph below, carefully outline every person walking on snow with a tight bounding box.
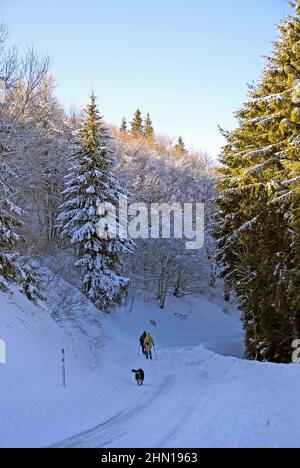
[143,332,154,360]
[139,331,147,355]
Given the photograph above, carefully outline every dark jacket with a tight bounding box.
[140,332,147,346]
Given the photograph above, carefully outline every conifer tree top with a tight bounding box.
[144,112,154,138]
[131,109,143,136]
[175,136,187,153]
[76,92,110,159]
[120,117,127,133]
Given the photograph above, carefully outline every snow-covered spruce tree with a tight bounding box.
[19,256,45,303]
[0,123,24,291]
[58,94,135,309]
[214,2,300,363]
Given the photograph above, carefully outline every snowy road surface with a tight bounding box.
[52,342,300,448]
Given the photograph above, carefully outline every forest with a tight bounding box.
[1,0,300,365]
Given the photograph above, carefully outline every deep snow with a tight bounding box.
[0,284,300,448]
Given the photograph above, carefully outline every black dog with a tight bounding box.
[131,369,145,386]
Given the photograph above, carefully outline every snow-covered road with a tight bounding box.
[52,341,300,449]
[51,295,245,448]
[53,374,176,448]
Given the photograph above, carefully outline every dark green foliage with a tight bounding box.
[175,136,187,154]
[131,109,143,137]
[214,2,300,363]
[144,113,154,140]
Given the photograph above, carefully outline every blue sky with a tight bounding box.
[1,0,289,157]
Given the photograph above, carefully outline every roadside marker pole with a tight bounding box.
[61,348,66,388]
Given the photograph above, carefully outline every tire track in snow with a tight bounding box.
[156,408,194,448]
[51,375,176,448]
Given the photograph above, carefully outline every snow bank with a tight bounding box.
[0,287,106,447]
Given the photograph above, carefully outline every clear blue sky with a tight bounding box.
[1,0,289,157]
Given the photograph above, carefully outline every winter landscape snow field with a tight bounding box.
[1,286,299,449]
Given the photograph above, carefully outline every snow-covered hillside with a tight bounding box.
[0,286,299,448]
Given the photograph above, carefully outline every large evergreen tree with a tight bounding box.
[214,1,300,362]
[130,109,143,137]
[0,122,24,290]
[58,94,135,309]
